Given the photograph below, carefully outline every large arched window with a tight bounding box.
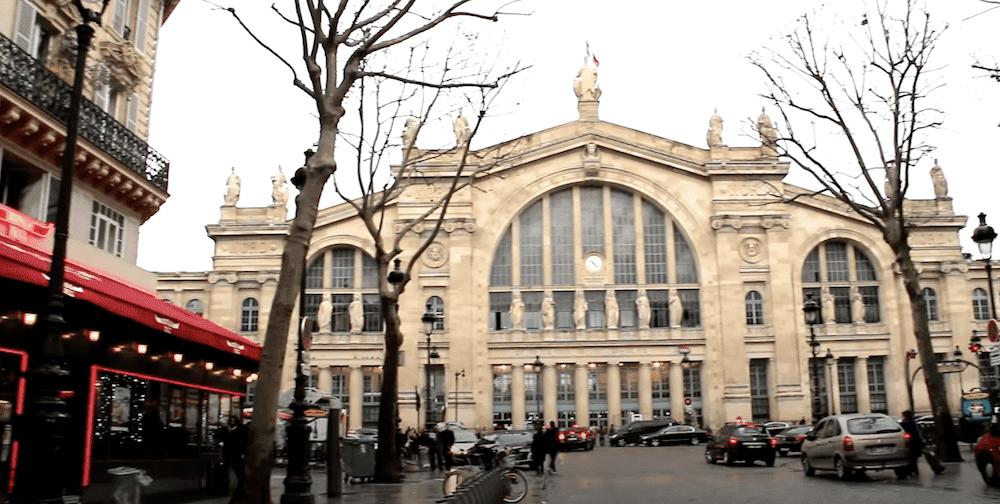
[185,299,204,317]
[488,186,700,331]
[973,288,991,320]
[921,288,939,322]
[304,247,382,333]
[240,298,258,332]
[745,291,764,326]
[801,241,881,323]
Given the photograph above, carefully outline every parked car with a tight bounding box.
[973,422,1000,486]
[609,417,678,447]
[775,425,813,456]
[485,429,536,468]
[447,427,480,465]
[704,422,776,466]
[640,424,709,446]
[345,428,378,442]
[558,424,597,451]
[801,413,911,480]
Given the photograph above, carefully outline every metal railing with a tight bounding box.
[0,33,169,191]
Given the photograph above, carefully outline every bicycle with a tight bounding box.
[442,449,528,503]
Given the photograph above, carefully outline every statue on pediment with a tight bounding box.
[573,65,602,101]
[454,113,471,147]
[271,167,288,207]
[402,117,419,152]
[707,108,724,147]
[758,108,778,152]
[930,160,948,199]
[224,168,240,206]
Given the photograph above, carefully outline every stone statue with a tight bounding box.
[706,108,723,147]
[636,289,651,329]
[930,160,948,199]
[605,290,619,329]
[669,290,683,328]
[224,168,240,206]
[317,293,333,332]
[852,287,865,323]
[573,65,602,101]
[271,167,288,207]
[509,290,525,330]
[541,291,555,330]
[402,117,419,151]
[574,290,588,330]
[349,293,364,334]
[757,109,778,151]
[453,113,471,147]
[822,291,835,325]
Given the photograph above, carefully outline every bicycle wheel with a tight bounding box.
[502,468,528,503]
[442,470,463,496]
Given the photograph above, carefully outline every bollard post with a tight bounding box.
[326,399,342,497]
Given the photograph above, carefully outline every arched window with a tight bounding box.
[303,247,382,333]
[427,296,445,331]
[973,288,991,320]
[240,298,258,332]
[185,299,204,317]
[745,291,764,326]
[921,288,939,322]
[488,186,700,331]
[801,241,881,323]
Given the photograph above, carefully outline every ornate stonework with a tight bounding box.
[98,40,143,92]
[423,242,449,268]
[711,215,791,231]
[739,238,764,264]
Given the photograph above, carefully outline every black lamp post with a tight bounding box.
[905,349,918,414]
[281,151,315,504]
[533,356,543,427]
[825,349,835,415]
[803,295,822,423]
[421,308,439,426]
[15,2,107,502]
[453,369,464,423]
[973,213,998,320]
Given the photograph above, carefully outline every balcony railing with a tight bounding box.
[0,33,168,191]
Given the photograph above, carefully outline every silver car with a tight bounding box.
[801,413,912,480]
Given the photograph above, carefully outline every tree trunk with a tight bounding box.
[374,286,403,482]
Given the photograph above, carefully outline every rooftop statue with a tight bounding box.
[758,108,778,151]
[271,167,288,208]
[224,168,240,206]
[454,113,471,148]
[930,160,948,199]
[706,108,724,147]
[402,117,419,152]
[573,65,602,101]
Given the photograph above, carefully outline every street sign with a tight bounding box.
[678,346,691,355]
[989,319,999,342]
[684,397,692,406]
[936,360,968,374]
[990,341,1000,367]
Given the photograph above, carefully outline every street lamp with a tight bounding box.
[453,369,464,423]
[533,356,543,427]
[973,213,998,320]
[825,349,835,416]
[954,346,965,393]
[905,349,918,414]
[421,308,440,426]
[803,295,822,423]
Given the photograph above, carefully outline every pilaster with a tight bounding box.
[638,362,652,419]
[607,362,621,427]
[512,365,526,429]
[575,364,589,427]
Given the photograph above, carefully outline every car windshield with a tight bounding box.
[846,416,901,435]
[496,433,532,444]
[735,426,764,436]
[452,429,479,442]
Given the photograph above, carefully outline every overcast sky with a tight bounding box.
[137,0,1000,272]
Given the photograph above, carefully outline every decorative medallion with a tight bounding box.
[423,242,448,269]
[739,237,764,264]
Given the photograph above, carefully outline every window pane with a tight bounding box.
[855,249,877,281]
[674,226,697,283]
[973,288,990,320]
[611,190,636,284]
[362,294,382,332]
[832,287,851,323]
[745,291,764,325]
[330,249,355,288]
[802,249,820,283]
[585,290,605,328]
[616,290,637,329]
[860,286,880,323]
[550,190,575,285]
[520,201,543,286]
[648,289,669,328]
[361,254,378,288]
[554,291,574,329]
[332,294,352,332]
[490,227,512,287]
[580,187,604,255]
[643,201,668,284]
[679,290,700,327]
[825,242,849,282]
[489,292,511,331]
[522,291,542,330]
[306,256,324,288]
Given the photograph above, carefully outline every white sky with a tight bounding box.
[137,0,1000,272]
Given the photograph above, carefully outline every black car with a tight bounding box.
[480,429,535,468]
[704,422,776,466]
[774,425,813,456]
[609,417,678,447]
[640,424,709,446]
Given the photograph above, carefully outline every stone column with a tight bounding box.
[544,364,558,424]
[512,365,526,429]
[856,357,871,414]
[638,362,653,419]
[669,361,685,421]
[607,362,622,428]
[828,358,840,415]
[349,366,364,430]
[318,366,332,393]
[575,364,590,427]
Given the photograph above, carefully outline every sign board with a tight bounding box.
[936,360,968,374]
[678,346,691,355]
[962,391,993,423]
[684,397,692,406]
[989,319,999,342]
[990,341,1000,367]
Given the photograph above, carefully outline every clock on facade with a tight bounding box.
[585,254,603,272]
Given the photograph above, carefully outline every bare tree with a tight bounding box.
[750,0,962,461]
[217,2,524,502]
[971,1,1000,81]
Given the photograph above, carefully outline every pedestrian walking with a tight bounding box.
[220,415,248,492]
[900,410,945,476]
[424,425,442,470]
[439,424,456,469]
[545,421,560,474]
[531,424,547,475]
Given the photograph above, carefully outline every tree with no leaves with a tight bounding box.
[750,0,962,462]
[218,2,525,502]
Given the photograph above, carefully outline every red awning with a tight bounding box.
[0,234,261,361]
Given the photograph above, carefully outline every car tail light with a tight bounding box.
[842,436,855,452]
[728,437,739,447]
[770,437,778,447]
[902,432,911,445]
[580,431,588,439]
[558,432,566,442]
[795,436,806,443]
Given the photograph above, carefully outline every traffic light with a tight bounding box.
[970,333,982,353]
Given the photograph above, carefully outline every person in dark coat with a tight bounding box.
[545,421,560,474]
[219,416,248,492]
[530,425,547,475]
[439,425,456,469]
[900,410,945,476]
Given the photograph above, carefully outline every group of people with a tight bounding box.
[416,423,457,470]
[531,421,561,475]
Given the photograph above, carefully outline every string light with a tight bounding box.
[172,353,183,363]
[88,330,100,342]
[135,343,147,354]
[204,362,214,371]
[22,312,37,326]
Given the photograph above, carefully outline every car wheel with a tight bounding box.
[615,438,626,447]
[801,454,815,476]
[690,438,701,446]
[650,439,660,447]
[978,454,1000,487]
[835,457,851,480]
[778,449,788,457]
[724,451,734,466]
[705,449,716,464]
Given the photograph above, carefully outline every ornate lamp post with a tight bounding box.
[905,349,918,414]
[453,369,464,423]
[803,295,821,423]
[533,356,543,427]
[825,349,835,416]
[421,308,440,427]
[973,213,998,320]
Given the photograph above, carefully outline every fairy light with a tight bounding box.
[172,353,183,363]
[204,362,214,371]
[88,330,100,342]
[135,343,147,354]
[21,313,37,326]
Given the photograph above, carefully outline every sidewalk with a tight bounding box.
[146,466,446,504]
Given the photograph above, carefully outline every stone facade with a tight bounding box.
[157,67,993,433]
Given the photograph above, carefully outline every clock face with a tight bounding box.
[585,255,603,271]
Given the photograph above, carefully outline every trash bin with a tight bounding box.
[107,467,152,504]
[341,438,376,483]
